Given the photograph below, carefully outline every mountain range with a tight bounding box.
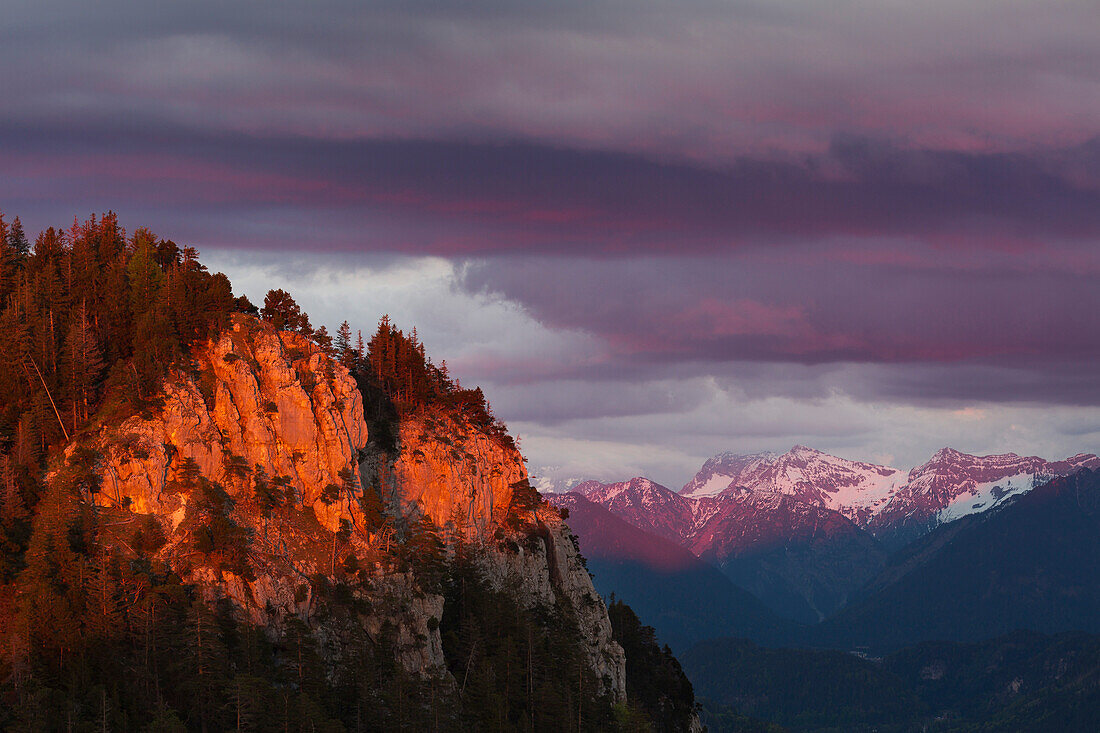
[553,445,1099,625]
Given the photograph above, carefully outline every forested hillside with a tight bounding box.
[0,212,700,731]
[1,213,238,581]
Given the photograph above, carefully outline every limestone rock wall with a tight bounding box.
[386,411,626,699]
[79,316,624,694]
[360,572,448,677]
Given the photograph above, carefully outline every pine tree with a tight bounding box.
[0,455,30,581]
[178,599,230,732]
[127,230,165,322]
[314,324,333,355]
[9,216,30,259]
[17,477,91,676]
[0,213,12,298]
[335,320,353,367]
[355,329,365,370]
[260,289,309,333]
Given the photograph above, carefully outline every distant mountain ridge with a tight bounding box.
[817,467,1100,651]
[573,473,883,622]
[569,445,1099,622]
[678,444,1098,534]
[870,447,1100,548]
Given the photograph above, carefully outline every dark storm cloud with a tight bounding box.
[4,0,1100,155]
[4,120,1099,255]
[5,0,1100,254]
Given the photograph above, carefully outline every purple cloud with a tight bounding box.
[4,122,1099,258]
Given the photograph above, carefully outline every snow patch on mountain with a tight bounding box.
[531,472,585,494]
[935,472,1038,524]
[693,473,740,497]
[681,451,777,498]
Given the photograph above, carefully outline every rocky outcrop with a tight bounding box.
[387,411,626,698]
[91,316,368,533]
[476,505,627,698]
[359,572,448,676]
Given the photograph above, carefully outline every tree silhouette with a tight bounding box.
[260,289,311,334]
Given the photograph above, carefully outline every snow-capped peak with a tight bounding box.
[680,451,779,498]
[871,448,1100,534]
[680,446,902,523]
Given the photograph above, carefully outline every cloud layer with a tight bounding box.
[4,0,1099,485]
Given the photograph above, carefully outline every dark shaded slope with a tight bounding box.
[552,493,794,651]
[692,493,886,624]
[817,468,1100,652]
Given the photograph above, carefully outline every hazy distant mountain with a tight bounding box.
[529,471,585,495]
[549,492,792,651]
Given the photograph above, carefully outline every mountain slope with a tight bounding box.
[549,492,793,651]
[817,468,1100,651]
[690,492,885,624]
[575,477,701,545]
[576,470,886,623]
[869,447,1100,549]
[576,445,1099,628]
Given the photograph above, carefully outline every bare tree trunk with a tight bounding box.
[22,356,69,442]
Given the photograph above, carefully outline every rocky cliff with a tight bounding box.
[381,405,626,696]
[77,315,625,698]
[386,409,526,537]
[91,316,368,532]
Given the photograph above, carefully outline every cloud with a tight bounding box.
[198,250,598,377]
[516,386,1100,489]
[4,1,1100,156]
[4,0,1100,484]
[5,126,1099,262]
[460,252,1100,371]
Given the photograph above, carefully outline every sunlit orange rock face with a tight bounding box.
[90,316,368,532]
[388,410,526,537]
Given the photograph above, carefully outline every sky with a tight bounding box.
[3,0,1100,488]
